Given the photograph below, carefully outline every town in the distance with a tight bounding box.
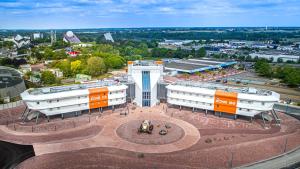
[0,27,300,169]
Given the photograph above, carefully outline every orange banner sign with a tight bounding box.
[88,87,108,109]
[214,90,238,114]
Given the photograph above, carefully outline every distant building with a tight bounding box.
[43,68,63,78]
[164,58,237,74]
[63,31,81,43]
[19,64,32,74]
[73,43,93,48]
[44,60,54,65]
[33,33,43,40]
[104,32,114,42]
[0,66,26,101]
[29,72,41,83]
[50,30,57,45]
[250,52,300,62]
[30,63,46,72]
[75,74,92,83]
[4,34,31,48]
[277,46,294,51]
[68,51,80,57]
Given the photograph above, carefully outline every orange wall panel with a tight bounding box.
[155,60,163,65]
[88,87,108,109]
[214,90,238,114]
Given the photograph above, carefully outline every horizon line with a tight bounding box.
[1,26,300,31]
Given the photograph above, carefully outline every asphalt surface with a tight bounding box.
[236,146,300,169]
[0,141,34,169]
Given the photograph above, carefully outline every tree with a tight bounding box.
[43,47,54,60]
[71,60,82,75]
[53,50,67,60]
[41,71,56,85]
[197,47,206,58]
[284,69,300,86]
[254,59,272,77]
[87,57,106,76]
[56,60,71,77]
[277,58,283,63]
[105,55,125,69]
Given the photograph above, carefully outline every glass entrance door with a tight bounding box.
[142,71,151,107]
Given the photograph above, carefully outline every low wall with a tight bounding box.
[0,100,24,110]
[274,103,300,115]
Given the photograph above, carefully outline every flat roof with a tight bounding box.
[28,80,120,95]
[165,62,205,71]
[164,58,237,73]
[172,81,273,96]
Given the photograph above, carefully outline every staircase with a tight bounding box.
[271,109,281,126]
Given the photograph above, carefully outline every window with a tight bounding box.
[247,109,250,112]
[262,102,265,106]
[37,102,40,105]
[57,100,59,102]
[248,101,252,104]
[239,108,242,110]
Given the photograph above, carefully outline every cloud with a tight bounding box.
[0,0,300,28]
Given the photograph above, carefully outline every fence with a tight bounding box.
[0,100,24,110]
[274,103,300,116]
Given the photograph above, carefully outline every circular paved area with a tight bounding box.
[116,120,184,145]
[33,106,200,155]
[0,105,201,155]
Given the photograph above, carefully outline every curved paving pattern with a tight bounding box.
[33,106,200,155]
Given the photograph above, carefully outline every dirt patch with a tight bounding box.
[116,120,184,145]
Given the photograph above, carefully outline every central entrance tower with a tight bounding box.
[127,60,163,107]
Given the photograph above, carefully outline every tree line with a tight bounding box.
[254,59,300,86]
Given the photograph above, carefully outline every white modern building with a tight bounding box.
[104,32,114,42]
[21,81,127,116]
[21,60,281,121]
[127,60,163,107]
[4,34,31,48]
[166,81,280,117]
[250,52,300,62]
[33,33,43,40]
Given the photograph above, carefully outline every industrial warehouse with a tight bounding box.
[21,60,280,124]
[164,58,237,73]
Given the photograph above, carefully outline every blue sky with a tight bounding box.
[0,0,300,29]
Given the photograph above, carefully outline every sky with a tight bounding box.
[0,0,300,29]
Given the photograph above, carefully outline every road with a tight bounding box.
[236,147,300,169]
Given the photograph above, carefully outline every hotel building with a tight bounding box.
[21,81,127,116]
[21,60,280,121]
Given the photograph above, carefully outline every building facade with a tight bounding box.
[166,81,280,117]
[21,81,127,116]
[21,60,280,119]
[127,60,163,107]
